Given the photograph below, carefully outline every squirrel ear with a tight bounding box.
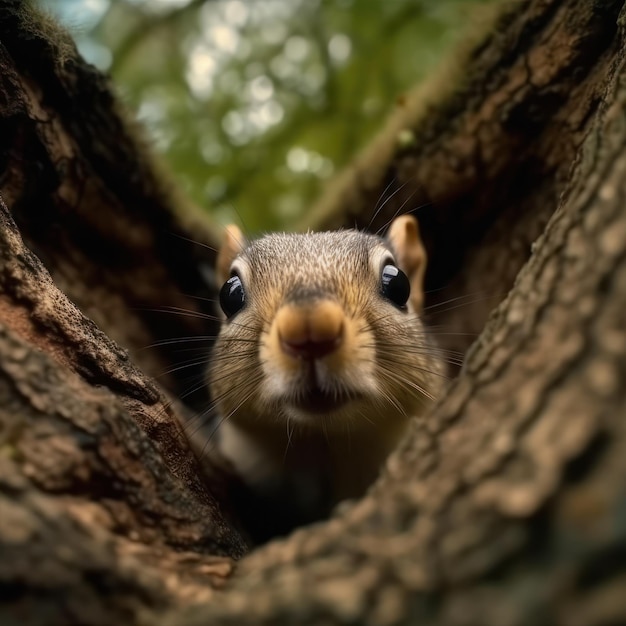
[386,215,427,312]
[217,224,246,284]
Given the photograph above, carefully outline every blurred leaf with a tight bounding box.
[39,0,497,232]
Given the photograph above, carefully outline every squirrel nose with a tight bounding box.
[276,300,344,361]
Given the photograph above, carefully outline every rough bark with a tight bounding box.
[0,187,247,625]
[0,0,223,410]
[1,0,626,625]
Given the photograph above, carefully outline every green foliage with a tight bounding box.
[39,0,495,232]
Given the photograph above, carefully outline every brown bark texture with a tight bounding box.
[0,0,625,625]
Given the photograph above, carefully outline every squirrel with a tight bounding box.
[207,215,445,538]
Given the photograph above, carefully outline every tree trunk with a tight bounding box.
[1,0,625,625]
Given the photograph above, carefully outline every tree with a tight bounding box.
[1,0,625,624]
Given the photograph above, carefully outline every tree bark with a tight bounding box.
[1,0,626,625]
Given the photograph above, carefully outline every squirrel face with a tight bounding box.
[209,216,442,433]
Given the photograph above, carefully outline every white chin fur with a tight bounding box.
[264,360,376,396]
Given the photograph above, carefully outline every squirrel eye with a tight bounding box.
[380,264,410,308]
[219,275,246,318]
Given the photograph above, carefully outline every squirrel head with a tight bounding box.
[209,216,441,432]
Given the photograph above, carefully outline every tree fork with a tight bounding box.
[0,0,625,625]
